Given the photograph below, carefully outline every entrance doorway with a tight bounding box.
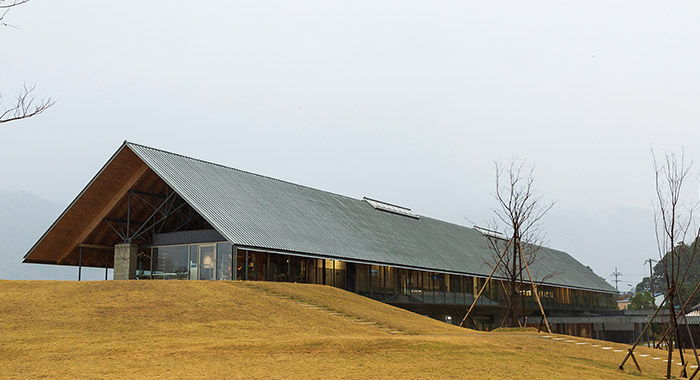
[188,244,217,280]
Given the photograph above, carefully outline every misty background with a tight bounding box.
[2,1,700,288]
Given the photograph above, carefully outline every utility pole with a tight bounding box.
[611,267,623,291]
[644,258,657,300]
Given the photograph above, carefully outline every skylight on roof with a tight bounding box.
[474,226,507,240]
[363,197,419,219]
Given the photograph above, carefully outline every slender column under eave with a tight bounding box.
[78,246,82,281]
[369,266,372,298]
[232,247,238,281]
[244,251,248,281]
[105,250,109,280]
[383,266,387,301]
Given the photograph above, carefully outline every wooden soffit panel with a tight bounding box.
[23,144,150,264]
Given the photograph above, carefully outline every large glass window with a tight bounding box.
[449,274,461,304]
[246,251,257,280]
[308,258,319,284]
[410,270,422,302]
[199,245,216,280]
[356,264,370,296]
[290,256,305,283]
[136,248,152,279]
[436,273,447,304]
[236,249,245,280]
[324,260,335,286]
[371,265,385,300]
[255,252,267,281]
[189,245,198,280]
[269,254,289,282]
[152,245,188,279]
[217,243,233,280]
[141,244,614,311]
[333,261,346,290]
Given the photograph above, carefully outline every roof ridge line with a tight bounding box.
[124,141,370,206]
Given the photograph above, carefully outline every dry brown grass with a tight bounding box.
[0,280,687,379]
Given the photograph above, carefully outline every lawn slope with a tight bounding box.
[0,280,678,379]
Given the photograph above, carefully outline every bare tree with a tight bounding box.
[651,149,700,379]
[1,0,55,124]
[620,149,700,378]
[490,159,555,328]
[463,159,555,330]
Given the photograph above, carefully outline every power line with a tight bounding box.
[611,267,623,291]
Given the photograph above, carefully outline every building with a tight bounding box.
[617,296,631,310]
[24,142,617,331]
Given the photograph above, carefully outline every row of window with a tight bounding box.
[135,242,615,309]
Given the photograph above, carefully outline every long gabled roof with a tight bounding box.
[25,142,616,293]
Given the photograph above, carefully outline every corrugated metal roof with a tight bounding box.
[126,142,616,294]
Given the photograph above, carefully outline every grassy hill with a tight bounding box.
[0,280,683,379]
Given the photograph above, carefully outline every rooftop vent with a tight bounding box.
[474,226,507,240]
[363,197,419,219]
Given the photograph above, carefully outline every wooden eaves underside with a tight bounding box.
[23,143,181,268]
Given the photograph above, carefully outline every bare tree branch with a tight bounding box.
[1,0,56,124]
[0,84,55,124]
[0,0,30,28]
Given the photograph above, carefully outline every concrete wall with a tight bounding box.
[114,243,137,280]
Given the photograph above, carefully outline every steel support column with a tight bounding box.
[78,246,82,281]
[244,250,248,280]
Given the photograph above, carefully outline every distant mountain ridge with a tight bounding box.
[0,190,107,280]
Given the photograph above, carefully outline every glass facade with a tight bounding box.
[135,242,616,310]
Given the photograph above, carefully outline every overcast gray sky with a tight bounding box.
[2,1,700,289]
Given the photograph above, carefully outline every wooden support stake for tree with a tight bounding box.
[459,238,513,328]
[681,361,689,378]
[673,291,700,373]
[630,351,642,373]
[517,242,551,333]
[620,291,671,371]
[467,314,477,329]
[656,277,700,348]
[668,302,688,379]
[497,281,519,328]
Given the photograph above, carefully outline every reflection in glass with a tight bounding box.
[136,248,152,279]
[333,261,346,290]
[217,243,233,280]
[152,246,188,279]
[189,245,198,280]
[199,245,216,280]
[356,264,370,296]
[236,250,244,280]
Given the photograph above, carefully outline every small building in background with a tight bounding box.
[617,297,631,310]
